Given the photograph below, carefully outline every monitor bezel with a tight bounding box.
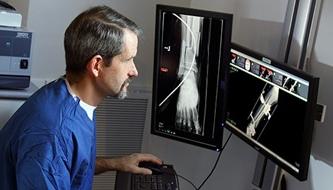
[151,4,233,151]
[226,43,319,180]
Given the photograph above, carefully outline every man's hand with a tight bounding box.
[95,153,162,175]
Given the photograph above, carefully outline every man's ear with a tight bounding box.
[87,55,103,77]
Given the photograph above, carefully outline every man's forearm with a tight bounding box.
[95,157,118,175]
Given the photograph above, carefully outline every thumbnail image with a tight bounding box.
[251,62,260,75]
[260,66,273,81]
[272,72,284,86]
[236,56,245,68]
[245,59,251,71]
[231,53,237,64]
[282,77,297,93]
[295,82,309,99]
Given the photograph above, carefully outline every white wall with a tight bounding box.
[234,0,287,22]
[191,0,289,61]
[8,0,190,88]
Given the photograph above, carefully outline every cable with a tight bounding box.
[175,172,181,190]
[165,164,197,190]
[197,132,233,190]
[177,174,198,190]
[171,132,233,190]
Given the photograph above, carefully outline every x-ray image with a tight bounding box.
[156,12,225,137]
[173,14,202,134]
[246,84,279,140]
[283,77,298,93]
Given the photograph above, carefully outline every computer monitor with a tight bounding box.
[226,43,319,180]
[151,4,233,151]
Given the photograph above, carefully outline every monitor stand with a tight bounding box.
[251,153,286,190]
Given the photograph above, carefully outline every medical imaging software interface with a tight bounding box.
[151,5,232,150]
[226,45,318,179]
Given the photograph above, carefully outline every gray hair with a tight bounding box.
[64,5,142,76]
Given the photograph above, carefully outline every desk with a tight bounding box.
[0,83,38,128]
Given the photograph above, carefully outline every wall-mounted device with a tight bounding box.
[0,27,32,89]
[0,1,22,28]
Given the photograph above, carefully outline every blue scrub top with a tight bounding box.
[0,79,96,189]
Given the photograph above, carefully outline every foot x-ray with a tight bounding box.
[156,12,225,136]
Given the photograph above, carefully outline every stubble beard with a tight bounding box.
[117,78,132,99]
[117,89,127,99]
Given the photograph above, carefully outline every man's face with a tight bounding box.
[99,29,139,99]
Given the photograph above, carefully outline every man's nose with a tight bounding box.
[129,63,138,77]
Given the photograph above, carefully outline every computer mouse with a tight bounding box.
[138,161,164,174]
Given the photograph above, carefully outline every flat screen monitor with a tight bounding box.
[151,4,233,151]
[226,43,319,180]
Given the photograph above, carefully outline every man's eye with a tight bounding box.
[125,59,134,64]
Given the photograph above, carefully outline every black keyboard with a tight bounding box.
[132,164,177,190]
[115,164,178,190]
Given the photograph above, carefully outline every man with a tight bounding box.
[0,5,161,189]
